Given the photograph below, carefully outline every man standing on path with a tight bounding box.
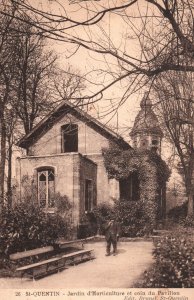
[104,218,120,256]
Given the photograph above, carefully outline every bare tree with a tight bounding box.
[152,71,194,215]
[0,4,17,211]
[2,0,194,213]
[11,20,57,134]
[53,65,85,103]
[0,5,87,210]
[11,17,87,135]
[1,0,194,103]
[5,107,19,209]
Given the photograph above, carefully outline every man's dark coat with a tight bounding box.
[104,220,120,241]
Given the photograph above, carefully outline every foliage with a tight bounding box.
[183,215,194,228]
[102,146,170,229]
[77,212,98,239]
[168,201,188,222]
[114,199,155,237]
[142,230,194,288]
[102,147,170,184]
[148,150,171,187]
[91,202,115,235]
[55,193,72,215]
[0,202,72,258]
[166,201,194,230]
[167,202,194,228]
[91,200,155,237]
[77,212,97,239]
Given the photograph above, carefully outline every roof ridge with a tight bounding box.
[17,99,130,150]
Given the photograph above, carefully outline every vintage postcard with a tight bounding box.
[0,0,194,299]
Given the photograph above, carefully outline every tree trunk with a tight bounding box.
[7,139,13,210]
[186,130,194,216]
[186,173,194,216]
[0,118,6,213]
[187,173,194,215]
[187,193,193,215]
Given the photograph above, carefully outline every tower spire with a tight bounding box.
[140,92,152,108]
[130,92,163,154]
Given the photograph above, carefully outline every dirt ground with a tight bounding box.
[0,240,153,289]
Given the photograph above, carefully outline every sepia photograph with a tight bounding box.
[0,0,194,298]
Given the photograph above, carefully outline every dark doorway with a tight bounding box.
[119,173,139,201]
[158,185,166,219]
[85,179,93,212]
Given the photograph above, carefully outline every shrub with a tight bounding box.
[0,202,72,258]
[91,202,115,235]
[77,212,98,239]
[102,147,170,231]
[183,215,194,227]
[91,199,154,237]
[167,202,194,228]
[168,201,188,222]
[55,193,72,215]
[114,199,154,237]
[142,230,194,288]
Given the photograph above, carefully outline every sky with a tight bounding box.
[2,0,185,195]
[18,0,180,177]
[29,0,147,141]
[22,0,177,164]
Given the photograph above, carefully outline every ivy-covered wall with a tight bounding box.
[102,146,171,228]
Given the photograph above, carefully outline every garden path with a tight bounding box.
[0,240,153,289]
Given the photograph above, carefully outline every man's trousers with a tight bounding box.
[106,237,117,254]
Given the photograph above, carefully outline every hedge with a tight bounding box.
[142,229,194,288]
[0,202,72,258]
[91,200,154,237]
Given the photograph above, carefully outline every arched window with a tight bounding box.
[140,137,148,149]
[151,139,159,152]
[152,139,158,145]
[38,168,55,208]
[61,124,78,153]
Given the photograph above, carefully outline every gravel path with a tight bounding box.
[0,240,153,289]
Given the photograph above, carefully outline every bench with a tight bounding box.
[10,246,54,261]
[15,249,94,280]
[60,249,94,266]
[55,239,84,250]
[16,256,63,279]
[55,236,96,250]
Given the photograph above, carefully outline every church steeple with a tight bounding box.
[130,92,163,154]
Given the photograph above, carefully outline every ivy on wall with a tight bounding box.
[102,146,171,228]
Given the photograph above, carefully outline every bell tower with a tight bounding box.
[130,92,163,154]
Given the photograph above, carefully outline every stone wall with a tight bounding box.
[86,154,119,204]
[28,113,111,156]
[16,153,97,227]
[16,111,124,237]
[16,153,76,218]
